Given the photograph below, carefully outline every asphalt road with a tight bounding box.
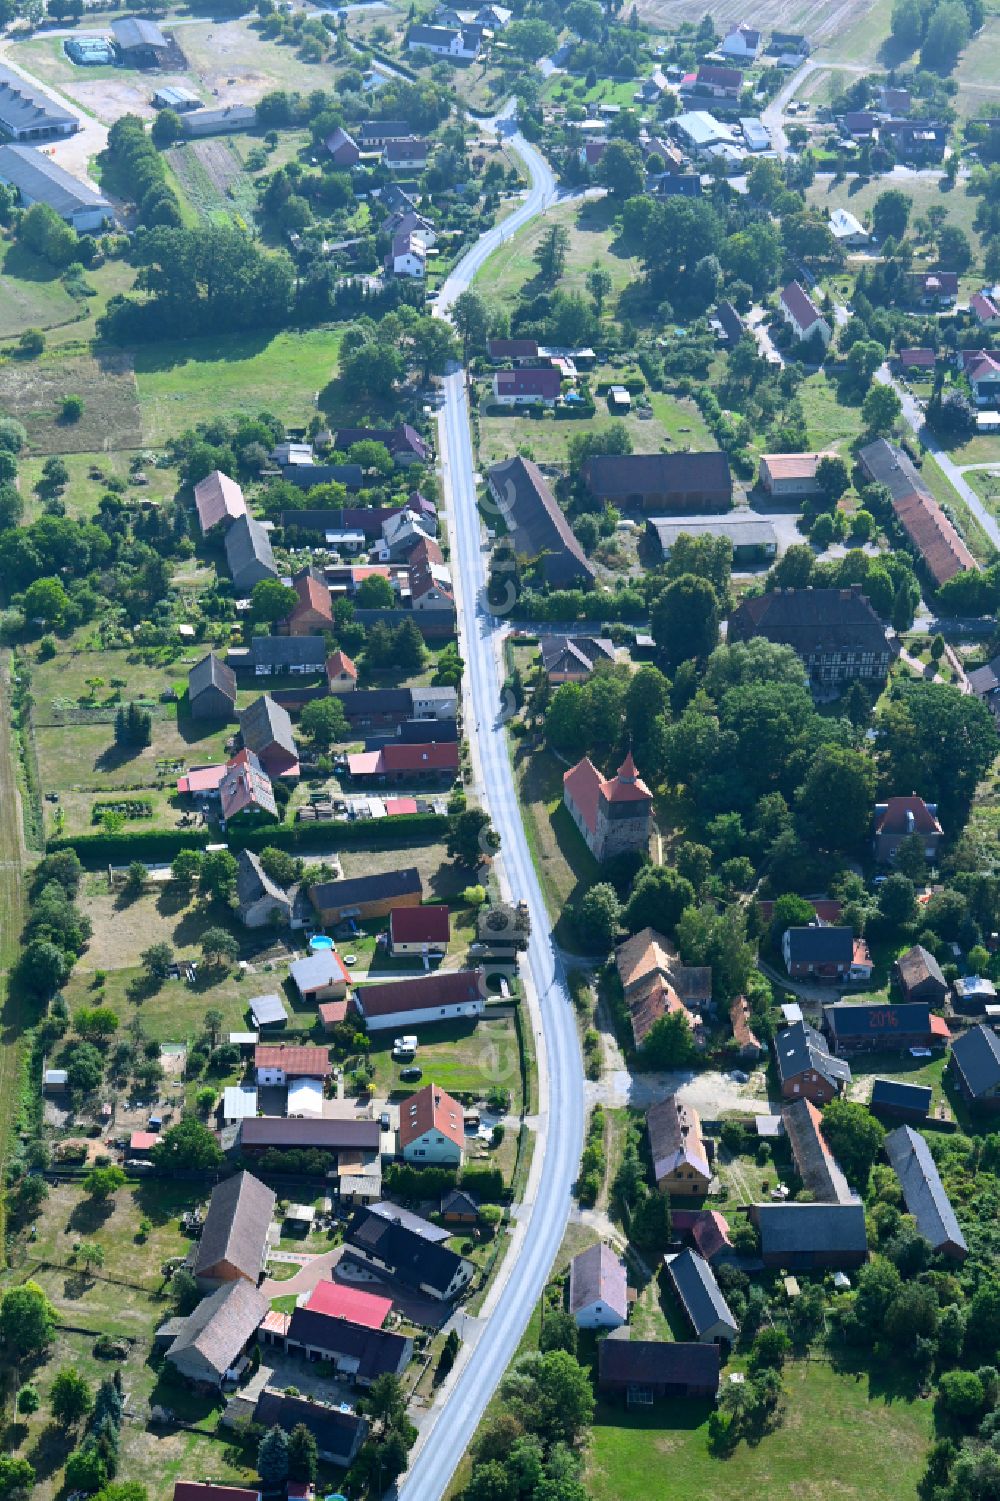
[396,127,586,1499]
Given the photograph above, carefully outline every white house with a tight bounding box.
[829,207,869,247]
[254,1045,333,1087]
[406,23,481,59]
[398,1083,465,1165]
[568,1243,628,1329]
[352,969,486,1033]
[492,368,563,407]
[720,25,762,59]
[779,281,832,347]
[378,508,434,560]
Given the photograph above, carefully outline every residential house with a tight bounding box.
[219,749,279,828]
[539,635,616,683]
[783,1098,854,1203]
[239,695,299,779]
[476,3,511,25]
[487,456,595,586]
[894,944,948,1006]
[730,995,764,1058]
[389,905,450,956]
[858,438,978,585]
[194,1171,275,1286]
[487,337,539,363]
[352,967,486,1033]
[636,68,670,102]
[221,1086,257,1127]
[310,868,423,925]
[0,62,78,140]
[163,1280,268,1387]
[326,650,358,693]
[563,752,654,863]
[0,142,110,230]
[751,1202,868,1270]
[646,1095,711,1197]
[758,451,834,499]
[783,926,872,984]
[325,125,360,166]
[239,636,327,677]
[647,514,777,565]
[898,348,938,373]
[823,1001,948,1055]
[838,109,878,140]
[290,951,350,1004]
[334,425,428,465]
[829,207,869,246]
[685,64,742,101]
[870,1078,932,1123]
[615,926,709,1050]
[382,137,430,170]
[881,118,948,163]
[398,1082,465,1165]
[712,300,744,346]
[885,1125,968,1259]
[727,585,892,688]
[673,1208,735,1264]
[344,1207,475,1299]
[387,227,427,278]
[720,24,761,58]
[906,270,958,308]
[251,1391,368,1466]
[568,1243,628,1329]
[345,741,459,783]
[874,795,943,864]
[965,351,1000,407]
[356,121,413,149]
[971,288,1000,328]
[954,975,998,1014]
[597,1335,720,1402]
[406,23,481,59]
[665,1248,739,1344]
[582,451,733,512]
[779,281,832,347]
[188,652,237,720]
[235,848,292,929]
[969,653,1000,715]
[492,368,563,407]
[774,1019,851,1104]
[879,85,912,113]
[285,570,333,636]
[225,515,277,594]
[949,1024,1000,1112]
[254,1045,332,1087]
[194,470,246,535]
[265,1306,412,1382]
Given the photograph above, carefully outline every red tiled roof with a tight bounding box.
[318,999,349,1027]
[495,368,563,398]
[899,348,937,369]
[875,795,942,836]
[177,763,226,795]
[930,1013,951,1039]
[290,572,333,624]
[305,1280,392,1328]
[255,1045,332,1076]
[355,967,484,1019]
[326,649,358,680]
[390,905,451,944]
[563,757,602,835]
[174,1487,260,1501]
[193,470,246,534]
[381,743,459,773]
[781,280,824,331]
[383,796,418,815]
[398,1082,465,1151]
[757,898,843,925]
[130,1131,158,1150]
[972,291,1000,323]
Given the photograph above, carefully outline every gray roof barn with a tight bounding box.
[235,848,291,925]
[753,1202,868,1268]
[884,1125,967,1260]
[253,1390,368,1466]
[194,1170,275,1284]
[165,1280,268,1386]
[0,143,110,225]
[782,1098,854,1204]
[869,1078,931,1121]
[112,16,168,50]
[950,1024,1000,1102]
[244,635,327,672]
[224,515,277,593]
[188,651,237,717]
[0,63,78,138]
[239,693,297,768]
[487,456,595,584]
[665,1248,739,1343]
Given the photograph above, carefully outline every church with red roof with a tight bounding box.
[562,752,653,862]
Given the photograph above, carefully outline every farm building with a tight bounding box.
[152,84,200,110]
[112,17,171,64]
[181,105,257,137]
[65,35,115,65]
[0,64,78,140]
[0,142,109,230]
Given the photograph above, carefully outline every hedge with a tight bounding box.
[46,811,449,865]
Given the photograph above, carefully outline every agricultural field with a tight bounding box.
[635,0,884,50]
[165,137,261,230]
[0,350,141,456]
[174,17,345,105]
[953,15,1000,113]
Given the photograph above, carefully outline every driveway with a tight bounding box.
[261,1247,342,1299]
[589,1067,775,1119]
[0,42,108,182]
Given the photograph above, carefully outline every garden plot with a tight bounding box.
[166,138,259,228]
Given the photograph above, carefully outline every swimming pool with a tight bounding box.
[309,934,334,951]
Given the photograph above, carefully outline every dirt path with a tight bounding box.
[0,653,28,1261]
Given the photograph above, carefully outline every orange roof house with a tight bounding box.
[398,1082,465,1164]
[615,927,710,1050]
[194,470,246,534]
[326,650,359,693]
[286,570,333,636]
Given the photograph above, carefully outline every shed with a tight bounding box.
[665,1247,739,1344]
[249,993,288,1029]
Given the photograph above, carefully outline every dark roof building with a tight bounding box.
[774,1019,851,1104]
[283,1305,412,1380]
[241,635,327,674]
[253,1389,368,1466]
[597,1334,720,1400]
[112,16,169,55]
[235,848,291,929]
[823,1001,947,1055]
[334,424,428,464]
[310,867,423,925]
[345,1208,474,1300]
[950,1024,1000,1111]
[858,439,978,587]
[885,1125,967,1259]
[782,1098,854,1203]
[582,451,732,512]
[869,1078,932,1122]
[728,585,892,688]
[713,300,744,345]
[188,651,237,721]
[224,515,277,594]
[895,944,948,1005]
[194,1171,275,1285]
[0,63,78,141]
[180,105,257,136]
[165,1280,268,1386]
[239,1117,380,1154]
[665,1248,739,1343]
[752,1202,868,1269]
[239,694,297,779]
[486,456,594,585]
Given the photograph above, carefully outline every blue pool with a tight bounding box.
[309,934,334,951]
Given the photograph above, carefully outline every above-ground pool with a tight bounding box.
[309,934,334,951]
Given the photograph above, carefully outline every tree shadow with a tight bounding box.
[156,884,193,919]
[67,1196,115,1235]
[1,241,65,284]
[93,741,143,772]
[28,1421,73,1482]
[61,1269,94,1301]
[129,330,275,377]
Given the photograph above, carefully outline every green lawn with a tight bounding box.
[586,1358,933,1501]
[920,454,996,564]
[476,198,640,311]
[367,1014,522,1106]
[512,744,600,946]
[806,177,985,271]
[814,0,900,64]
[17,449,181,523]
[134,327,345,445]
